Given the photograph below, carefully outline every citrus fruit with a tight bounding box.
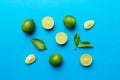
[55,32,68,45]
[49,53,63,66]
[80,54,92,66]
[42,16,54,30]
[84,20,94,30]
[22,19,35,34]
[63,15,76,29]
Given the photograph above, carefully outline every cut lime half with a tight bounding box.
[55,32,68,45]
[80,54,92,66]
[42,16,54,30]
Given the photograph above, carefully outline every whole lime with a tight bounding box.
[49,53,63,66]
[22,19,35,34]
[63,15,76,29]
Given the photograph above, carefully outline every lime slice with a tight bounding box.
[84,20,94,29]
[25,54,36,64]
[55,32,68,45]
[42,16,54,29]
[80,54,92,66]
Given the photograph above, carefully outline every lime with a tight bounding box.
[63,15,76,29]
[80,54,92,66]
[25,54,36,65]
[55,32,68,45]
[42,16,54,30]
[49,53,63,66]
[84,20,94,30]
[22,19,35,34]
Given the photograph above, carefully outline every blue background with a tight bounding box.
[0,0,120,80]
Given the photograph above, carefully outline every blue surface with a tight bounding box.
[0,0,120,80]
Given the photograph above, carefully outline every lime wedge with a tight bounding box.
[80,54,92,66]
[25,54,36,64]
[42,16,54,29]
[55,32,68,45]
[84,20,94,30]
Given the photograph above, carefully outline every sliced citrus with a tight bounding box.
[84,20,94,29]
[55,32,68,45]
[25,54,36,64]
[42,16,54,29]
[80,54,92,66]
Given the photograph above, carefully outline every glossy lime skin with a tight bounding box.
[63,15,76,29]
[49,53,63,66]
[22,19,35,34]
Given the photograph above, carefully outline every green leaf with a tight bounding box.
[32,38,47,50]
[74,33,81,47]
[77,42,93,48]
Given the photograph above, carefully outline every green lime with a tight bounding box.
[49,53,63,66]
[63,15,76,29]
[22,19,35,34]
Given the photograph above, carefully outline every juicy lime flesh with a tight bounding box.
[49,53,63,66]
[80,54,92,66]
[84,20,94,29]
[42,16,54,29]
[55,32,68,45]
[25,54,36,64]
[63,16,76,29]
[22,19,35,34]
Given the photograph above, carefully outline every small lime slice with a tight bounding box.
[25,54,36,64]
[42,16,54,29]
[55,32,68,45]
[84,20,94,29]
[80,54,92,66]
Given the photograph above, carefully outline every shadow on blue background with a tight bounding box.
[0,0,120,80]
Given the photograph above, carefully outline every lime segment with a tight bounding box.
[25,54,36,64]
[80,54,92,66]
[55,32,68,45]
[42,16,54,29]
[84,20,94,29]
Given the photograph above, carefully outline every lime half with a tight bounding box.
[42,16,54,30]
[25,54,36,64]
[84,20,94,30]
[55,32,68,45]
[80,54,92,66]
